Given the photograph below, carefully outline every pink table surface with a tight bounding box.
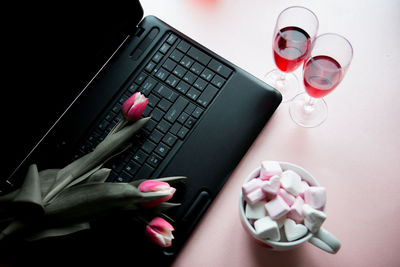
[141,1,400,266]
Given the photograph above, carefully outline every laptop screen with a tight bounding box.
[2,1,143,186]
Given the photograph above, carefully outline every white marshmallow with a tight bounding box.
[260,161,282,180]
[245,201,267,219]
[303,204,326,233]
[304,186,326,210]
[280,170,302,196]
[254,216,280,241]
[284,218,308,242]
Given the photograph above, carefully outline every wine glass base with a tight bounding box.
[289,93,328,128]
[263,69,300,103]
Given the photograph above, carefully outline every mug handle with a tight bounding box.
[308,227,341,254]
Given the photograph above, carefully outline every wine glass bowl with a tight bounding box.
[289,33,353,127]
[264,6,319,102]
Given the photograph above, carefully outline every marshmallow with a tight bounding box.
[284,219,308,242]
[265,195,290,220]
[303,204,326,233]
[280,170,302,196]
[242,178,262,195]
[245,201,267,219]
[245,188,265,205]
[261,175,280,199]
[299,181,310,199]
[260,161,282,180]
[254,216,280,241]
[287,196,305,223]
[304,186,326,210]
[278,188,296,206]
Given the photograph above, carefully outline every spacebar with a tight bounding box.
[164,96,188,123]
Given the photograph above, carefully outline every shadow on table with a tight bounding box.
[245,234,307,267]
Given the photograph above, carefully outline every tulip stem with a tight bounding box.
[108,118,128,136]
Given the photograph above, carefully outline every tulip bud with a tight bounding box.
[146,217,174,247]
[121,92,148,122]
[138,180,176,207]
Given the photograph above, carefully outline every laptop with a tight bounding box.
[1,0,281,264]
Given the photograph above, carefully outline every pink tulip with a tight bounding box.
[138,180,176,207]
[146,217,174,247]
[121,92,148,122]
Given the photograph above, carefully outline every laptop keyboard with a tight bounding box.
[75,32,233,183]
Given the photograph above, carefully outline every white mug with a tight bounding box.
[239,162,340,253]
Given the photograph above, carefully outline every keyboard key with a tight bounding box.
[165,74,179,87]
[187,87,201,101]
[144,119,157,132]
[207,59,232,78]
[176,80,190,94]
[190,62,205,75]
[147,153,163,168]
[133,150,148,164]
[141,77,158,95]
[166,34,178,45]
[159,43,171,54]
[155,143,170,157]
[177,40,191,53]
[165,97,189,123]
[149,129,164,143]
[142,140,157,154]
[163,133,178,147]
[128,83,138,94]
[150,108,165,121]
[136,164,154,179]
[147,94,160,107]
[184,117,197,129]
[154,84,178,101]
[193,77,207,91]
[163,58,177,72]
[192,107,204,119]
[178,112,190,124]
[118,171,132,183]
[155,68,169,81]
[200,68,215,81]
[180,55,194,69]
[135,72,147,85]
[187,46,211,66]
[197,84,218,107]
[169,49,184,62]
[157,98,172,112]
[170,122,181,135]
[125,161,140,176]
[145,61,157,73]
[152,52,163,63]
[173,65,187,78]
[211,74,225,88]
[156,119,172,133]
[184,103,196,114]
[183,71,197,85]
[177,126,189,139]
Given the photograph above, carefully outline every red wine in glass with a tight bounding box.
[303,55,342,98]
[273,26,311,73]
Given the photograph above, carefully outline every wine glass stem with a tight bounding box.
[304,95,317,113]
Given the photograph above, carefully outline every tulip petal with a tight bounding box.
[146,217,174,247]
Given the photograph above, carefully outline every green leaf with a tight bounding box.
[25,222,91,241]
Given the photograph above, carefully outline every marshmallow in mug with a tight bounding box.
[242,161,327,242]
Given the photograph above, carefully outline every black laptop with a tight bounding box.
[1,0,281,264]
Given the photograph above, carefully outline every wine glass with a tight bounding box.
[264,6,319,102]
[289,33,353,127]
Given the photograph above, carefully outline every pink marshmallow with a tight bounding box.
[278,188,296,206]
[242,178,262,195]
[304,186,326,210]
[245,188,265,205]
[287,196,305,223]
[261,175,280,199]
[264,195,290,220]
[260,161,282,180]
